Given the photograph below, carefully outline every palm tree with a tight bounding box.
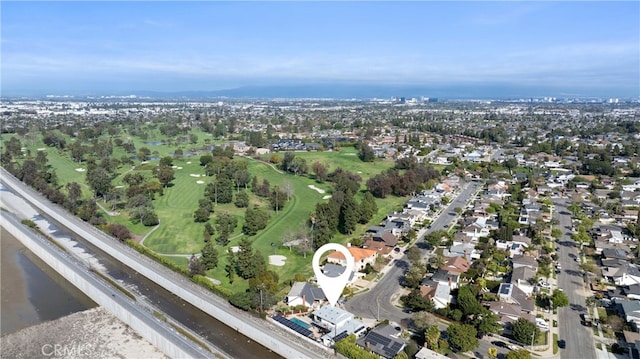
[430,254,445,271]
[488,347,498,359]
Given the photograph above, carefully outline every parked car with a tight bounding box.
[538,279,551,289]
[558,339,566,348]
[536,318,550,330]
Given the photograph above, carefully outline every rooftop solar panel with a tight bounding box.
[366,331,391,347]
[499,284,511,294]
[333,331,349,343]
[273,316,312,337]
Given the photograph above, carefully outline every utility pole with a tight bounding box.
[530,331,535,349]
[259,284,264,312]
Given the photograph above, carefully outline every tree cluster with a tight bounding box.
[214,212,238,245]
[227,238,280,311]
[280,152,308,176]
[243,206,270,235]
[512,318,538,346]
[366,161,440,198]
[356,141,375,162]
[311,168,377,248]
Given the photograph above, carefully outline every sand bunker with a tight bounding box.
[75,168,85,172]
[37,148,46,151]
[308,185,325,194]
[269,255,287,266]
[189,174,201,177]
[196,180,205,184]
[323,195,332,199]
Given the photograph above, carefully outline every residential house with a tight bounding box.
[603,263,640,286]
[415,347,449,359]
[626,284,640,300]
[512,235,532,247]
[602,248,631,261]
[512,255,539,272]
[285,282,326,308]
[430,270,460,290]
[497,283,535,314]
[615,299,640,330]
[622,331,640,359]
[608,284,640,301]
[362,231,398,254]
[621,191,640,204]
[444,242,478,261]
[460,217,491,242]
[441,256,471,274]
[321,264,357,284]
[320,318,367,347]
[327,247,377,271]
[420,280,452,309]
[510,266,537,296]
[488,301,535,327]
[311,305,353,332]
[357,324,407,359]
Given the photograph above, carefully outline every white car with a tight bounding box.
[536,318,550,331]
[538,278,551,289]
[538,281,551,289]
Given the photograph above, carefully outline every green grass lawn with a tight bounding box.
[288,147,396,187]
[3,132,415,290]
[143,159,207,254]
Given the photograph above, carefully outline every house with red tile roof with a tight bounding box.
[440,256,471,274]
[327,246,377,271]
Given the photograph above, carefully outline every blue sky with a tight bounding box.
[2,1,639,97]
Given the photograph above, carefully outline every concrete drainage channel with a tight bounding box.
[1,213,214,359]
[1,169,321,359]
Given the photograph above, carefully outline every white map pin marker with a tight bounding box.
[312,243,355,307]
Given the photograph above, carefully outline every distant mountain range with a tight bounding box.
[7,83,635,100]
[125,83,598,100]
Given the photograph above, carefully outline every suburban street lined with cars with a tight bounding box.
[554,198,597,359]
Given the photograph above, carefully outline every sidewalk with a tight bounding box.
[536,310,560,358]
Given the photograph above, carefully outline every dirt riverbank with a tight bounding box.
[1,306,166,359]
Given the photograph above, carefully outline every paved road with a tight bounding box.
[553,198,596,359]
[345,180,483,324]
[345,179,520,358]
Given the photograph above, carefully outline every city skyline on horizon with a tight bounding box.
[2,1,639,98]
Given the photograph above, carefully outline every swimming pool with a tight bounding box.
[290,317,311,329]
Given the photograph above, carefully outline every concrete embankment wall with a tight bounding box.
[1,169,319,359]
[0,213,208,359]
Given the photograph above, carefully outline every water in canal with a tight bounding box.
[2,219,282,359]
[0,228,96,336]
